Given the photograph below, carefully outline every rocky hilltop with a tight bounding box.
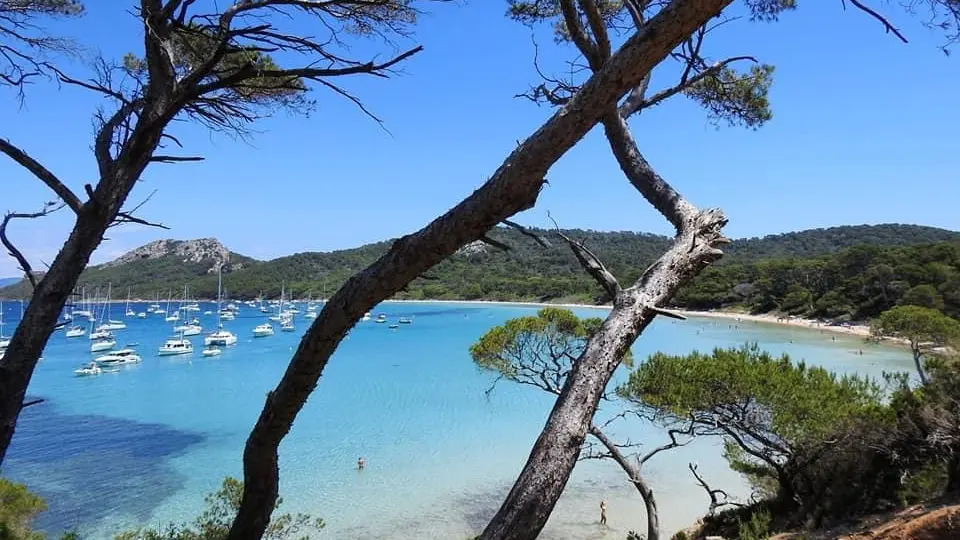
[104,238,248,273]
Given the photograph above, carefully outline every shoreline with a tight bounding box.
[383,299,887,342]
[32,296,896,345]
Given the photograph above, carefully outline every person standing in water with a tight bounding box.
[600,500,607,525]
[357,457,366,470]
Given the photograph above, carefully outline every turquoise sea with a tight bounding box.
[3,301,914,539]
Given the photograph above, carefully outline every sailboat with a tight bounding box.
[173,285,202,336]
[148,292,162,313]
[72,286,93,320]
[204,267,237,348]
[96,283,126,331]
[89,303,116,352]
[164,288,180,322]
[124,288,136,317]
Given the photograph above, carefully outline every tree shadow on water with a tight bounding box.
[5,398,205,536]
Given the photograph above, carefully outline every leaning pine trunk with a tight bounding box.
[479,211,727,540]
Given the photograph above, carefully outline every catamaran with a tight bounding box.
[204,268,238,347]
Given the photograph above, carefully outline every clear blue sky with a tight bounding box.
[1,1,957,276]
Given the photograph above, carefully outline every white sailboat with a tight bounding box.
[65,325,86,338]
[164,288,180,322]
[89,299,113,340]
[173,286,202,335]
[205,267,238,347]
[125,288,135,317]
[72,286,93,320]
[90,337,116,353]
[96,283,126,330]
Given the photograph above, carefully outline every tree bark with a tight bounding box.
[911,342,930,385]
[226,1,734,539]
[589,425,660,540]
[0,102,175,465]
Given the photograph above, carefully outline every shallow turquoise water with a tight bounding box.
[4,301,914,539]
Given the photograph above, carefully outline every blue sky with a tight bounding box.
[1,1,957,276]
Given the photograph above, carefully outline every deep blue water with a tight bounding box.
[0,301,915,539]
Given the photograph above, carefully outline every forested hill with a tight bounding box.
[0,224,957,310]
[726,224,960,261]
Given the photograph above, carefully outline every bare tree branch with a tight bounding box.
[845,0,909,43]
[0,139,82,212]
[589,424,662,540]
[503,219,552,248]
[480,235,512,252]
[21,398,43,409]
[148,154,205,163]
[0,202,64,290]
[111,212,170,229]
[548,212,622,299]
[622,55,757,117]
[689,462,745,515]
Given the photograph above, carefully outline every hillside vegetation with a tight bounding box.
[1,225,957,319]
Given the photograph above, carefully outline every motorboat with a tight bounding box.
[280,320,295,332]
[137,312,147,318]
[90,338,116,353]
[220,310,235,321]
[158,337,193,356]
[74,362,102,377]
[252,323,274,337]
[375,314,387,323]
[304,311,317,320]
[203,310,213,315]
[399,317,413,324]
[388,324,400,329]
[204,328,238,346]
[66,326,86,338]
[165,312,180,322]
[202,347,221,357]
[95,349,141,366]
[362,312,372,322]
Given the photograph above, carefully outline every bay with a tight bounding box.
[4,301,914,539]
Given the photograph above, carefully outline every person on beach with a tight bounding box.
[357,457,366,470]
[600,500,607,525]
